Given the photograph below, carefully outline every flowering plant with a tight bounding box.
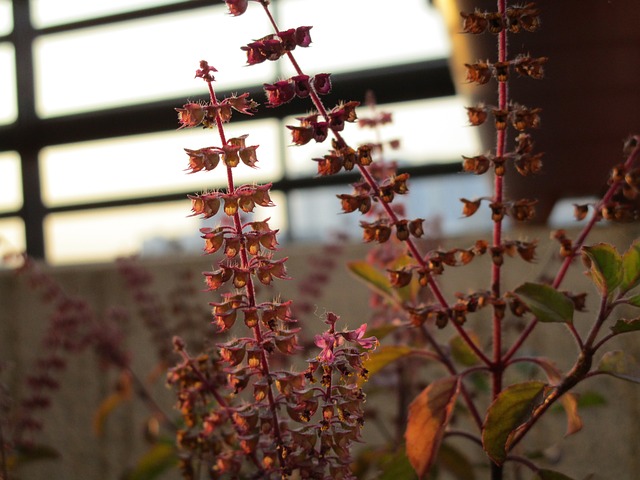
[169,1,640,479]
[3,1,640,480]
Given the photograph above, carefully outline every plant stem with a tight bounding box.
[206,78,287,472]
[491,2,508,478]
[0,421,8,480]
[420,325,484,429]
[503,135,640,362]
[259,0,492,368]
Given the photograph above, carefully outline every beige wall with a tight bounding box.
[1,224,640,479]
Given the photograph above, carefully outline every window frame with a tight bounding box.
[0,0,457,260]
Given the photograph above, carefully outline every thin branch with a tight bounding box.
[504,135,640,362]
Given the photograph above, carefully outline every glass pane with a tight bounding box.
[0,0,12,36]
[0,43,17,124]
[404,175,491,236]
[44,196,287,265]
[285,97,481,177]
[45,201,195,264]
[0,217,26,259]
[30,0,186,29]
[288,174,490,243]
[33,5,275,117]
[0,151,22,211]
[289,185,360,242]
[278,0,449,76]
[40,119,281,207]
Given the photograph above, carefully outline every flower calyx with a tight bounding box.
[460,3,541,35]
[242,26,313,65]
[264,73,332,107]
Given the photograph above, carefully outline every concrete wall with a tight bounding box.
[1,224,640,479]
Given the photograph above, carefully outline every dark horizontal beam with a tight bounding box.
[0,59,454,153]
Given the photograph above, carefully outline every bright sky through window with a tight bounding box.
[29,0,187,28]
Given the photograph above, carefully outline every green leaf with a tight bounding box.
[13,443,61,466]
[393,253,420,303]
[405,376,460,479]
[365,323,402,342]
[437,443,476,480]
[514,283,574,324]
[361,346,415,383]
[582,243,622,295]
[531,469,576,480]
[620,240,640,293]
[626,293,640,307]
[348,261,395,300]
[125,442,178,480]
[376,448,418,480]
[597,351,640,384]
[610,317,640,334]
[449,332,482,366]
[482,381,546,465]
[575,391,607,408]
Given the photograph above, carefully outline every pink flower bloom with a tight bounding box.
[342,324,378,350]
[315,332,336,363]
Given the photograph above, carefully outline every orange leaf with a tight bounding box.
[405,376,460,479]
[560,393,583,437]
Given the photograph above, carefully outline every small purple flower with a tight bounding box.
[292,74,311,98]
[315,332,337,363]
[278,28,298,51]
[242,41,267,65]
[295,26,313,47]
[341,324,378,350]
[264,80,296,107]
[312,73,332,95]
[312,121,330,142]
[225,0,248,16]
[195,60,217,82]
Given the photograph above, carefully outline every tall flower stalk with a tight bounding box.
[170,60,377,478]
[169,1,640,479]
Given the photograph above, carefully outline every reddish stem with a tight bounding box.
[206,78,287,472]
[491,5,507,480]
[259,1,491,368]
[503,135,640,362]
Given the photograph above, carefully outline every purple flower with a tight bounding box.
[314,332,337,363]
[264,80,296,107]
[292,74,311,98]
[341,324,378,350]
[195,60,217,82]
[312,73,332,95]
[278,28,298,51]
[295,26,313,47]
[225,0,248,16]
[242,41,267,65]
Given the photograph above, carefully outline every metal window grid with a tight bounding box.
[0,0,457,260]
